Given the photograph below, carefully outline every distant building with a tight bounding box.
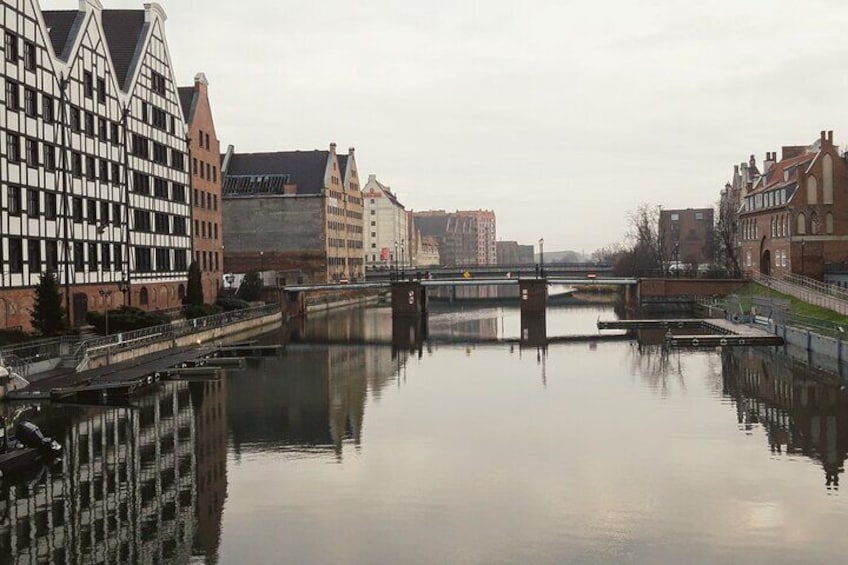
[496,241,534,266]
[221,143,364,284]
[659,208,715,265]
[363,174,408,270]
[739,130,848,280]
[412,209,496,267]
[179,73,223,303]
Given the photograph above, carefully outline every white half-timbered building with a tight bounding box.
[0,0,192,329]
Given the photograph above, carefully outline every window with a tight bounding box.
[154,178,168,198]
[72,197,83,222]
[23,41,35,70]
[827,212,834,235]
[131,134,148,158]
[87,199,97,223]
[171,150,185,170]
[152,106,167,130]
[175,250,187,270]
[83,71,93,98]
[86,155,96,180]
[8,186,21,215]
[198,130,204,149]
[134,210,151,232]
[193,189,198,206]
[42,95,54,123]
[72,152,82,176]
[102,244,112,270]
[99,159,109,182]
[193,158,198,175]
[24,87,36,116]
[113,203,121,226]
[6,80,19,110]
[173,216,187,235]
[111,163,121,185]
[88,242,98,270]
[84,112,94,136]
[98,117,108,141]
[111,122,119,143]
[45,193,57,220]
[156,248,171,271]
[213,195,217,210]
[797,213,806,235]
[206,163,211,180]
[114,244,122,271]
[132,172,150,195]
[46,240,58,271]
[97,77,106,103]
[8,239,23,273]
[153,142,168,164]
[151,71,166,95]
[25,138,38,166]
[70,107,81,131]
[155,213,168,233]
[205,133,210,148]
[135,248,152,272]
[214,224,218,239]
[212,166,217,182]
[27,189,39,215]
[28,240,41,270]
[5,32,18,62]
[172,184,186,202]
[73,242,84,271]
[100,201,110,225]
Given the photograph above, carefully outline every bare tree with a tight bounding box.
[627,203,671,275]
[716,186,741,276]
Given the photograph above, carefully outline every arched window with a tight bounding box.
[797,213,807,235]
[826,212,834,234]
[807,176,818,204]
[139,286,149,306]
[178,284,186,301]
[823,154,834,204]
[811,212,819,235]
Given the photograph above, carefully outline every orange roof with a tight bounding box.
[750,152,816,195]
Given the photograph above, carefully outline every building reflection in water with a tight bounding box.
[228,344,403,462]
[0,380,228,564]
[722,347,848,490]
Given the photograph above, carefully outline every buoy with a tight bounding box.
[732,314,740,323]
[738,339,746,345]
[720,338,728,346]
[692,338,699,346]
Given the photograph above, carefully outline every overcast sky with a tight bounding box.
[43,0,848,253]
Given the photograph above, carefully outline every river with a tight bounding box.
[2,304,847,564]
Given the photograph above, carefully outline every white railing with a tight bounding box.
[752,272,848,315]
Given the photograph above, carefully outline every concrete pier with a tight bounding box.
[391,281,427,318]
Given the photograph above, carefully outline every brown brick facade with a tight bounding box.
[181,74,224,304]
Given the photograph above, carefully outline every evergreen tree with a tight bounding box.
[30,271,66,336]
[237,271,262,301]
[185,261,204,306]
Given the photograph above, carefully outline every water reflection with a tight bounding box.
[0,380,227,564]
[227,344,406,461]
[722,347,848,490]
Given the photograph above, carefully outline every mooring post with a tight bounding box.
[391,281,426,319]
[519,278,547,345]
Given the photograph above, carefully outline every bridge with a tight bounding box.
[364,262,613,281]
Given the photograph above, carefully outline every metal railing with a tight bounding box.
[752,272,848,316]
[783,273,848,301]
[0,335,80,367]
[71,303,280,365]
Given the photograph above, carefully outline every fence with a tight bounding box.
[752,272,848,316]
[70,303,280,365]
[0,335,79,375]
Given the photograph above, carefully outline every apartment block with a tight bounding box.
[412,209,496,267]
[179,73,222,303]
[0,1,193,329]
[363,174,408,270]
[658,207,714,266]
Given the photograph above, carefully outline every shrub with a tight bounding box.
[215,297,250,312]
[86,306,170,335]
[30,272,66,337]
[237,271,262,301]
[183,304,222,320]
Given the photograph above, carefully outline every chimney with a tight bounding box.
[368,174,376,182]
[194,72,209,91]
[821,130,827,144]
[828,130,834,145]
[749,154,756,169]
[348,147,355,156]
[763,151,776,174]
[329,142,337,155]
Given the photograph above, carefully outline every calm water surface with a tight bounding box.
[2,304,847,564]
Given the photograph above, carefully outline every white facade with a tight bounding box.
[363,174,408,270]
[0,0,192,325]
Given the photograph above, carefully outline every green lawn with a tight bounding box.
[732,282,848,335]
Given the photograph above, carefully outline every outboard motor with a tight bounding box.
[15,421,61,455]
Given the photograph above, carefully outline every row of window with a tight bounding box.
[193,188,217,210]
[192,157,218,183]
[196,250,219,272]
[131,172,187,202]
[130,133,185,169]
[133,209,187,235]
[0,237,122,274]
[5,186,123,225]
[194,219,218,240]
[5,32,36,71]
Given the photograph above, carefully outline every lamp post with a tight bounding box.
[401,239,406,279]
[394,240,399,279]
[98,289,113,335]
[800,239,805,276]
[539,238,544,278]
[118,277,128,306]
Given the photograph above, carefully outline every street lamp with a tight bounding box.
[539,238,544,278]
[394,240,399,279]
[117,277,129,306]
[98,289,113,335]
[401,239,406,278]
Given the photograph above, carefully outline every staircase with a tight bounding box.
[752,272,848,316]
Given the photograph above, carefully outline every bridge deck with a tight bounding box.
[284,277,636,293]
[598,318,782,348]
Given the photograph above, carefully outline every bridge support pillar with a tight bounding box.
[282,290,306,319]
[392,316,428,355]
[391,281,427,319]
[519,278,547,346]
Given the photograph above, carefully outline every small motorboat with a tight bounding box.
[0,419,62,479]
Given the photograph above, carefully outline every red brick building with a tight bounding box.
[739,131,848,279]
[659,208,714,266]
[179,73,223,304]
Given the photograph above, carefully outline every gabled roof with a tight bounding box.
[42,10,81,59]
[225,151,330,195]
[751,151,816,195]
[101,10,147,89]
[177,86,195,123]
[337,155,348,181]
